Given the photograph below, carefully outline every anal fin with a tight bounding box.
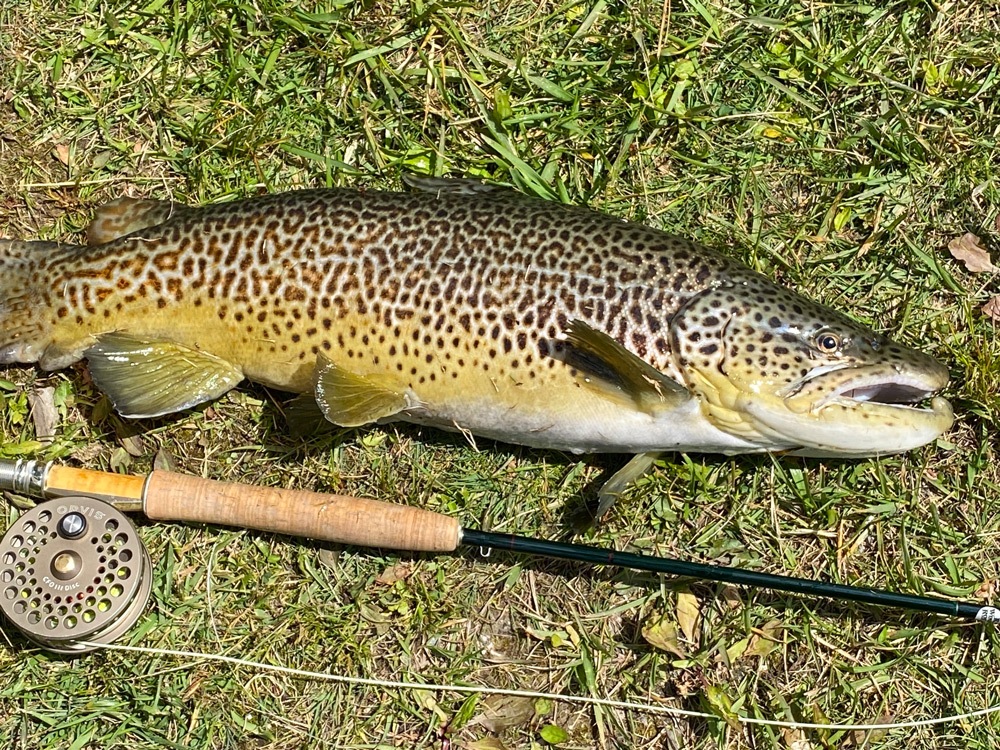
[86,333,243,418]
[87,197,193,245]
[564,319,689,414]
[313,353,410,427]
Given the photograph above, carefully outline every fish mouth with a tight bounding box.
[736,361,954,457]
[838,382,935,405]
[782,362,949,415]
[834,374,943,410]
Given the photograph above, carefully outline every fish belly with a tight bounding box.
[405,390,771,454]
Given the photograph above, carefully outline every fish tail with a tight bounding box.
[0,239,63,366]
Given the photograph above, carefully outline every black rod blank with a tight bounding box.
[461,529,996,622]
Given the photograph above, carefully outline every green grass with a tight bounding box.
[1,0,999,747]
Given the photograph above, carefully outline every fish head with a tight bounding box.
[670,277,953,456]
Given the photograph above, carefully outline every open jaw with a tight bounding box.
[784,363,949,415]
[835,377,940,410]
[741,363,954,457]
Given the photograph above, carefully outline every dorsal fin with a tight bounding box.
[402,175,507,196]
[87,197,193,245]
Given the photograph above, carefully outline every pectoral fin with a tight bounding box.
[313,353,409,427]
[87,197,193,245]
[564,319,688,414]
[85,334,243,418]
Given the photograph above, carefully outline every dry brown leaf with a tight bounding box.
[948,233,998,273]
[317,547,341,569]
[375,563,412,585]
[466,739,511,750]
[119,432,145,457]
[676,589,700,646]
[28,386,59,445]
[473,695,536,732]
[641,614,686,658]
[719,584,742,611]
[782,728,813,749]
[724,637,750,663]
[975,579,996,599]
[746,619,783,658]
[983,295,1000,321]
[153,448,179,472]
[52,143,71,166]
[114,418,146,456]
[850,711,892,746]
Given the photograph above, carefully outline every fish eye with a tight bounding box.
[815,332,842,353]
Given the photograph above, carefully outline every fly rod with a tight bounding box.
[0,458,996,653]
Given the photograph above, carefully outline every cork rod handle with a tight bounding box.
[46,465,147,505]
[142,470,463,552]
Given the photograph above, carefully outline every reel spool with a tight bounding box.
[0,496,151,653]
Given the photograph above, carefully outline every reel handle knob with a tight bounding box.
[57,512,87,539]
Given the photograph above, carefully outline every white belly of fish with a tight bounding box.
[400,396,770,455]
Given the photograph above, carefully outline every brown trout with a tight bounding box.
[0,177,953,513]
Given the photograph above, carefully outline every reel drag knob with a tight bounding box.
[0,496,151,654]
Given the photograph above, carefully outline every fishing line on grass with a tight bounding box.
[85,641,1000,732]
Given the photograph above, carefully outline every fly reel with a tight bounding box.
[0,496,151,654]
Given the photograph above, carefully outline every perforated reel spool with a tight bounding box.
[0,496,151,653]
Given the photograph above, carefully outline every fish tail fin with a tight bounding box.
[0,239,64,366]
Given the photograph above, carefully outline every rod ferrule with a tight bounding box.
[0,458,49,497]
